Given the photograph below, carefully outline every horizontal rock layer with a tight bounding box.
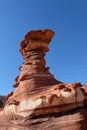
[0,108,87,130]
[4,83,87,118]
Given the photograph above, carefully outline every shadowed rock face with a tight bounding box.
[0,96,5,108]
[0,29,87,130]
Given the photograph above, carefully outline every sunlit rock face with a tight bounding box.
[0,29,87,130]
[4,29,61,117]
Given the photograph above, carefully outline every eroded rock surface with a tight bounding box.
[0,29,87,130]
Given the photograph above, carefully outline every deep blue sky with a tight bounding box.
[0,0,87,95]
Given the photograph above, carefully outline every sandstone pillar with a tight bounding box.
[1,29,87,130]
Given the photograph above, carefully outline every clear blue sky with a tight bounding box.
[0,0,87,95]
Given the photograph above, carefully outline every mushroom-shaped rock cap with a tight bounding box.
[19,29,54,54]
[24,29,54,42]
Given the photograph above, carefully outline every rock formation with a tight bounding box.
[0,96,5,108]
[0,29,87,130]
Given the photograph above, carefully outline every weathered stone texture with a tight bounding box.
[0,29,87,130]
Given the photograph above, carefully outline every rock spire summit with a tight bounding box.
[13,29,59,92]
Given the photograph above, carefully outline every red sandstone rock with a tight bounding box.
[0,29,87,130]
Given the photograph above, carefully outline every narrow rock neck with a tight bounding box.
[21,50,50,75]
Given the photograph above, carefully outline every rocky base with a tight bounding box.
[4,82,87,118]
[0,108,87,130]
